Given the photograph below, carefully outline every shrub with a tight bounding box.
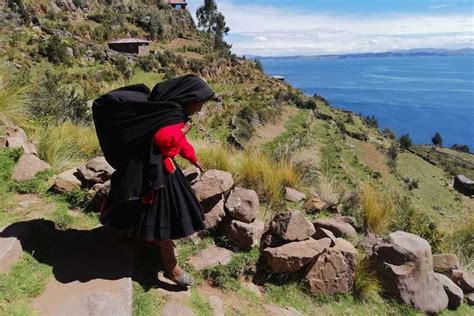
[28,71,90,124]
[431,132,443,146]
[392,195,443,253]
[254,59,263,71]
[451,144,470,153]
[444,214,474,270]
[136,9,164,40]
[364,115,378,128]
[386,142,399,171]
[113,56,134,80]
[137,55,159,72]
[382,128,396,139]
[359,183,395,235]
[399,134,412,151]
[38,36,70,65]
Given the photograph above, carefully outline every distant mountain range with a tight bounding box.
[250,48,474,60]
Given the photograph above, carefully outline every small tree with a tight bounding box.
[431,132,443,147]
[387,142,399,171]
[196,0,230,50]
[399,134,412,151]
[451,144,470,153]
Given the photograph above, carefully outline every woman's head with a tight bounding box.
[149,75,215,112]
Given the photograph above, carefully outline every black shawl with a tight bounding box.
[92,74,215,209]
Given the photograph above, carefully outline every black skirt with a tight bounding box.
[102,159,205,241]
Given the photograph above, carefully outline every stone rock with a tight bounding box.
[260,232,285,249]
[451,270,474,293]
[0,237,22,273]
[56,0,77,11]
[182,166,200,185]
[12,154,51,181]
[23,142,38,156]
[203,197,226,229]
[88,181,111,212]
[435,273,463,310]
[453,174,474,196]
[156,273,191,301]
[53,168,82,193]
[162,302,194,316]
[304,195,327,212]
[313,218,357,238]
[263,305,302,316]
[285,187,306,202]
[5,126,27,141]
[225,187,259,223]
[432,254,460,274]
[208,296,224,316]
[190,246,233,271]
[466,293,474,306]
[65,46,74,58]
[263,238,331,273]
[77,157,114,187]
[312,227,337,246]
[303,238,358,294]
[222,218,264,249]
[369,231,449,314]
[269,210,315,242]
[360,233,381,256]
[192,169,234,201]
[5,136,24,148]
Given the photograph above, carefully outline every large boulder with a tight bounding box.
[222,218,264,249]
[225,187,259,223]
[285,187,306,202]
[453,175,474,196]
[435,273,463,310]
[312,227,337,246]
[53,168,82,193]
[432,254,460,275]
[192,169,234,201]
[313,218,357,238]
[369,231,449,314]
[269,210,315,242]
[263,238,331,273]
[303,238,357,294]
[12,154,51,181]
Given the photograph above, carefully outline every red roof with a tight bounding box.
[108,38,151,45]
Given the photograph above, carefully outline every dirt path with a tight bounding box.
[248,106,300,147]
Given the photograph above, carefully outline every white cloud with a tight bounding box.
[187,0,474,56]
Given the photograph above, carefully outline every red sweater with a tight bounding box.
[153,121,198,164]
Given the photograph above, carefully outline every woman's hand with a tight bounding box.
[194,161,205,173]
[181,120,193,135]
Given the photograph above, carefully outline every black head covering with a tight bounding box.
[92,74,215,209]
[150,74,215,104]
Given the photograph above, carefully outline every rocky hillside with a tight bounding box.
[1,1,473,315]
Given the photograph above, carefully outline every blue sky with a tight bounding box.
[187,0,474,56]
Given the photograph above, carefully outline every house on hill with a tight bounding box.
[162,0,187,10]
[108,38,151,56]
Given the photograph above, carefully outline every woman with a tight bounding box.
[92,74,215,287]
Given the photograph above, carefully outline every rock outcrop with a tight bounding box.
[225,187,259,223]
[368,231,449,314]
[221,218,264,249]
[313,218,357,238]
[192,169,234,201]
[303,238,358,294]
[453,174,474,196]
[285,187,306,202]
[269,210,315,242]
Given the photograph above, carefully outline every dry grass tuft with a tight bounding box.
[353,252,383,303]
[0,72,30,128]
[360,183,395,235]
[36,122,100,172]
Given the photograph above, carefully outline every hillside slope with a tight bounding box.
[0,1,473,315]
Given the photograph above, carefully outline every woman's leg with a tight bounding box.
[159,240,188,283]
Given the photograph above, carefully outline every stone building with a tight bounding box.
[108,38,151,56]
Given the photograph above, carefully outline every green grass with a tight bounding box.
[190,288,212,316]
[132,282,164,316]
[0,253,52,315]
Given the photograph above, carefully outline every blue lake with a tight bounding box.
[260,55,474,150]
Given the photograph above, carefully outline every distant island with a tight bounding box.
[251,48,474,60]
